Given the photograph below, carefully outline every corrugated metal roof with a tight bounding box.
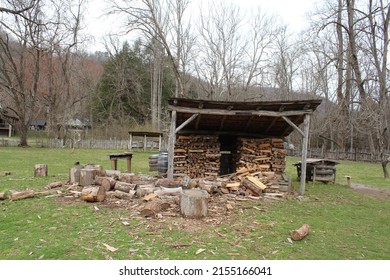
[168,98,322,137]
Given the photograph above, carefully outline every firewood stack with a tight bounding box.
[234,137,286,175]
[174,135,221,178]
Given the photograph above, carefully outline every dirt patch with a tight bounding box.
[351,183,390,200]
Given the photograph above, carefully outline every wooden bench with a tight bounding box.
[109,153,133,172]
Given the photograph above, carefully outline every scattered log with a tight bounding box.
[34,164,48,177]
[114,182,136,193]
[0,171,11,176]
[180,189,209,219]
[154,187,182,197]
[69,167,81,184]
[155,178,182,188]
[290,224,310,241]
[141,198,170,217]
[81,185,106,202]
[0,192,7,200]
[79,168,96,187]
[118,173,135,183]
[136,184,156,198]
[95,176,116,191]
[9,190,35,201]
[114,190,136,200]
[46,181,63,189]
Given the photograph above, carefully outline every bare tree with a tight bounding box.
[0,0,44,146]
[196,0,244,100]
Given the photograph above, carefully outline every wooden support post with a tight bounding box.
[129,133,133,151]
[300,114,310,196]
[158,135,162,151]
[167,110,177,179]
[143,134,147,151]
[111,159,117,170]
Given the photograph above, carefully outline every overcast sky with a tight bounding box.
[84,0,317,52]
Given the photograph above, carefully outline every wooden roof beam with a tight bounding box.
[168,105,313,118]
[175,113,199,133]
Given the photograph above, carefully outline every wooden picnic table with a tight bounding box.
[109,153,133,172]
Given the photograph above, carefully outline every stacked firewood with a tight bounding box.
[234,137,286,176]
[174,135,221,178]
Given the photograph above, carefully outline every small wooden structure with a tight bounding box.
[109,153,133,172]
[167,98,322,195]
[128,131,163,151]
[293,159,339,183]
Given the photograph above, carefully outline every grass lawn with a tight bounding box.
[0,147,389,260]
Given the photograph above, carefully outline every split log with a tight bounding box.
[140,198,171,217]
[114,182,136,193]
[69,167,81,184]
[34,164,48,177]
[81,185,106,202]
[0,192,7,200]
[114,190,136,200]
[9,190,35,201]
[290,224,310,241]
[79,168,96,187]
[242,178,262,196]
[95,176,116,191]
[226,182,241,191]
[180,189,209,219]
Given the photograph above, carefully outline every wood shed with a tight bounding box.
[167,98,322,195]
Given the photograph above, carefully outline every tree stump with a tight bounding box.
[69,167,81,184]
[290,224,310,241]
[81,185,106,202]
[79,168,96,187]
[180,189,209,219]
[34,164,48,177]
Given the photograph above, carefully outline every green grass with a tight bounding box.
[0,147,389,260]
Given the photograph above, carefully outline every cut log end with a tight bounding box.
[81,186,106,202]
[290,224,310,241]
